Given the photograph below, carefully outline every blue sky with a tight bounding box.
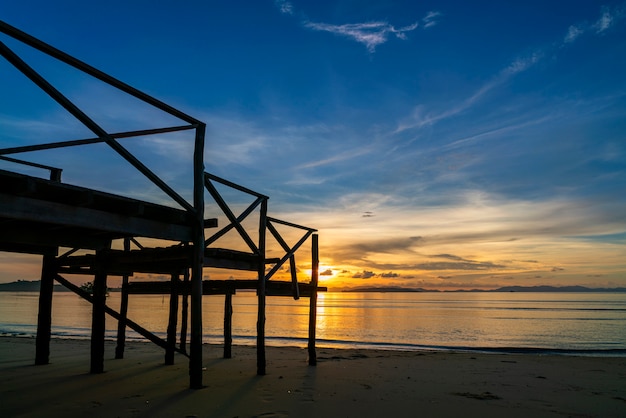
[1,1,625,289]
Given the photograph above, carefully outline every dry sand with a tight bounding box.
[1,336,625,417]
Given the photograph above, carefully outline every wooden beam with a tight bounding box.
[0,220,116,250]
[0,21,202,125]
[0,194,193,242]
[54,274,187,355]
[203,179,259,253]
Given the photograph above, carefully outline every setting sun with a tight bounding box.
[318,266,337,282]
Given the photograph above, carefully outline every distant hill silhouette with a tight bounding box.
[0,280,69,292]
[341,285,626,293]
[491,285,626,293]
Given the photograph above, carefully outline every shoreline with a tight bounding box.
[2,336,626,417]
[3,333,626,358]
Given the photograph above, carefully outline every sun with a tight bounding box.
[318,265,337,282]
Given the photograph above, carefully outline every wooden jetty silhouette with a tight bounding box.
[0,21,323,389]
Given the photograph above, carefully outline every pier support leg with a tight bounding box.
[180,269,189,354]
[91,247,109,374]
[115,275,129,359]
[165,273,179,365]
[308,234,319,366]
[189,124,205,389]
[257,199,268,376]
[35,250,57,365]
[224,291,233,358]
[115,238,131,360]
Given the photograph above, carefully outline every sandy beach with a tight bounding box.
[1,336,625,417]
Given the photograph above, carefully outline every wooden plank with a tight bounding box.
[124,279,325,295]
[0,194,194,241]
[0,241,57,255]
[0,221,117,250]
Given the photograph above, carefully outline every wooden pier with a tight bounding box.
[0,20,323,389]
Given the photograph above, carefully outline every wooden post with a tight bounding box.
[224,290,233,359]
[114,275,129,359]
[256,198,268,375]
[308,234,319,366]
[189,124,206,389]
[165,273,180,365]
[115,238,131,359]
[91,246,109,374]
[35,250,57,365]
[289,255,300,300]
[179,269,189,354]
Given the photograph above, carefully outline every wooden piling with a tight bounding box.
[35,250,57,365]
[165,273,180,365]
[115,275,129,359]
[224,291,233,358]
[256,198,268,375]
[115,238,131,359]
[179,269,189,354]
[90,246,109,374]
[308,234,319,366]
[189,124,206,389]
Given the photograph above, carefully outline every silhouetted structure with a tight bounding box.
[0,20,322,389]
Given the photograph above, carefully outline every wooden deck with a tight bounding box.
[0,169,216,253]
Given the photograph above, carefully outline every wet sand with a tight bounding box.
[1,336,625,417]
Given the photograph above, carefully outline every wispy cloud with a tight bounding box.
[395,4,626,136]
[562,3,625,43]
[504,51,542,75]
[595,6,616,33]
[422,11,442,28]
[275,0,293,16]
[564,25,583,43]
[275,3,440,53]
[303,21,419,53]
[393,50,544,135]
[295,144,373,169]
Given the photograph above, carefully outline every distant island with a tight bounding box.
[340,285,626,293]
[0,280,122,293]
[0,280,71,292]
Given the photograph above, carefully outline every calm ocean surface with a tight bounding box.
[1,291,625,355]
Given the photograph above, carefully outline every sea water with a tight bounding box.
[1,291,625,355]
